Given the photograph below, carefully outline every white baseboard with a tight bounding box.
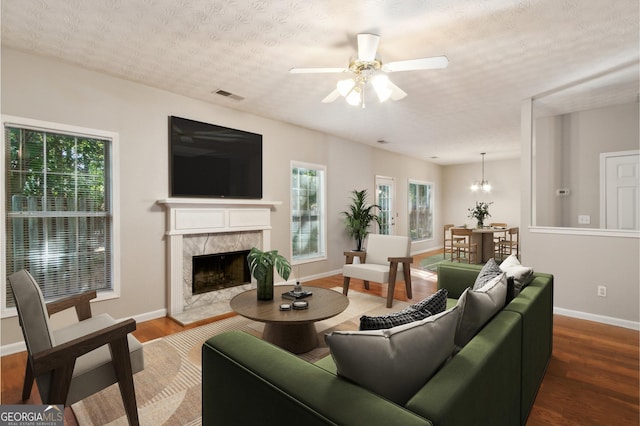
[1,341,26,357]
[554,307,640,330]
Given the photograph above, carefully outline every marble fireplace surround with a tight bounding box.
[158,198,281,323]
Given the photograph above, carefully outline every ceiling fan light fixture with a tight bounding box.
[346,88,361,106]
[371,74,392,102]
[337,78,356,96]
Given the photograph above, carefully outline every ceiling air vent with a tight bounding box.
[213,89,245,101]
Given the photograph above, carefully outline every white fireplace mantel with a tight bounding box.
[157,198,282,236]
[157,198,282,317]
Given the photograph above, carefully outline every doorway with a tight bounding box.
[600,150,639,230]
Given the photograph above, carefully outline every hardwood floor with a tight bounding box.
[1,251,638,425]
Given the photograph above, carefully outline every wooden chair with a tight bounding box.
[450,228,478,264]
[490,222,508,257]
[443,224,464,261]
[497,227,520,261]
[8,270,144,425]
[342,234,413,308]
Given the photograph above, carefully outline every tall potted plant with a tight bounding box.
[247,247,291,300]
[341,189,381,251]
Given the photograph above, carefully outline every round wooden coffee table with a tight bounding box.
[230,285,349,354]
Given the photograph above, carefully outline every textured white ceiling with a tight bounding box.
[2,0,638,164]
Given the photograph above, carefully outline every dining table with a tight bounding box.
[458,226,508,264]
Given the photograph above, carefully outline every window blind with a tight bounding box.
[5,125,113,306]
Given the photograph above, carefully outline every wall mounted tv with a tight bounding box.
[169,116,263,199]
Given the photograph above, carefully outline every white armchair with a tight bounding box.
[342,234,413,308]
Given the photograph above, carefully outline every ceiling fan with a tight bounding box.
[289,33,448,107]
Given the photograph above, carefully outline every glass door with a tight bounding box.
[375,176,395,235]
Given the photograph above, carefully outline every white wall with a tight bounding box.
[0,48,443,347]
[522,100,639,329]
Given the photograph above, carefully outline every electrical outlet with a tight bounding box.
[597,285,607,297]
[578,215,591,225]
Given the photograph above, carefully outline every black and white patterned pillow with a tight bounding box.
[473,258,502,290]
[359,306,431,330]
[410,288,449,315]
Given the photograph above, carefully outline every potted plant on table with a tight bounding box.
[341,189,381,251]
[468,201,493,228]
[247,247,292,300]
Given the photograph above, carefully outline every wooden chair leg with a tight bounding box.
[47,362,76,405]
[387,263,399,308]
[22,360,34,401]
[402,263,412,300]
[342,276,351,296]
[109,337,140,426]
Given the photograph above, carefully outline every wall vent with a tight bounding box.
[213,89,245,101]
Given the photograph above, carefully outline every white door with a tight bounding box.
[600,151,640,230]
[375,176,395,235]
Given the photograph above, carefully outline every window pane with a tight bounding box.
[408,181,433,241]
[291,164,325,261]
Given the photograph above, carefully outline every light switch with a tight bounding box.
[578,215,590,225]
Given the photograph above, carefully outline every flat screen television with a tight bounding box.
[169,116,263,199]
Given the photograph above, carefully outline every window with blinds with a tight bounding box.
[291,162,326,263]
[4,122,114,307]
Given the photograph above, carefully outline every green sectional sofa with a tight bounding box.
[202,262,553,426]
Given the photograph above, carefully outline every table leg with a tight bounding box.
[481,233,495,262]
[263,322,318,354]
[471,233,483,264]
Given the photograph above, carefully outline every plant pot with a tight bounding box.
[477,220,484,228]
[257,267,274,300]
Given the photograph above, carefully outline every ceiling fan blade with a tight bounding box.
[357,33,380,62]
[289,67,348,74]
[321,89,341,103]
[382,56,449,72]
[387,80,407,101]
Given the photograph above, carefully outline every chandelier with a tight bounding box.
[471,153,491,192]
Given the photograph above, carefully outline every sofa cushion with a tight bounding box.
[359,289,448,331]
[500,255,533,295]
[455,272,507,348]
[473,258,502,289]
[325,306,460,405]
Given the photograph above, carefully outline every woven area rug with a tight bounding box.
[72,288,410,425]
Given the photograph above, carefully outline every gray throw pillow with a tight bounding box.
[473,258,502,290]
[499,255,534,295]
[455,272,507,348]
[326,306,461,405]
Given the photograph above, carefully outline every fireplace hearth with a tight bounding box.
[192,250,250,294]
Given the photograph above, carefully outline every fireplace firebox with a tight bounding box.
[192,250,251,295]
